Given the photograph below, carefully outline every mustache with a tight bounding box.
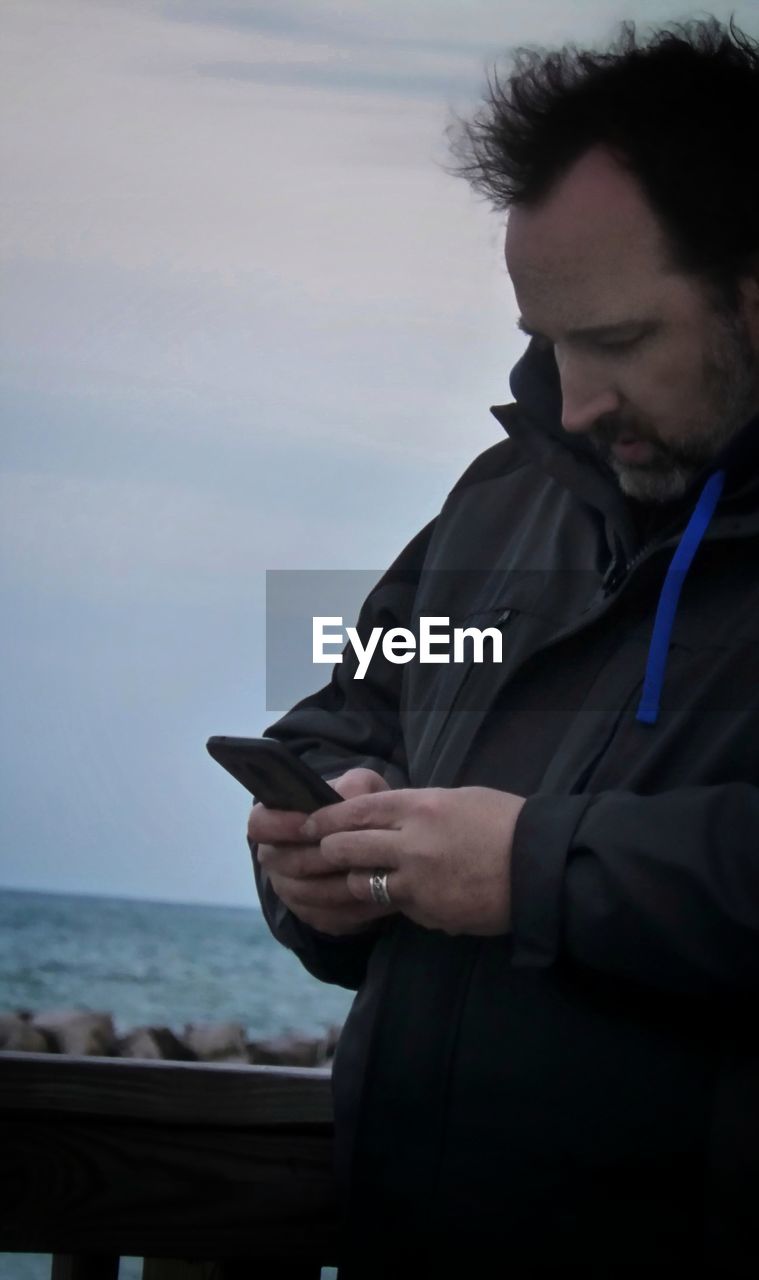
[589,415,658,448]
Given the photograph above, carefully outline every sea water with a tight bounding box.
[0,887,353,1037]
[0,887,352,1280]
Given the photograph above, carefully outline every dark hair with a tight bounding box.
[447,17,759,292]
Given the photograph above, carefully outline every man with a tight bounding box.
[249,18,759,1277]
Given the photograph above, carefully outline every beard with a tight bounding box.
[589,305,759,504]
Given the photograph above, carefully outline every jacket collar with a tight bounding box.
[490,337,759,548]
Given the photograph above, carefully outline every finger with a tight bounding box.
[248,803,312,844]
[301,788,409,840]
[319,828,403,871]
[346,867,405,909]
[332,768,390,800]
[292,906,390,936]
[271,871,374,911]
[257,842,338,878]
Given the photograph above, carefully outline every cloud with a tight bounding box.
[194,55,480,102]
[151,0,759,65]
[3,243,516,465]
[155,0,512,58]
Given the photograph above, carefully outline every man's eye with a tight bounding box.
[595,334,643,353]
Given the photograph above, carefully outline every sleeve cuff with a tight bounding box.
[510,792,594,968]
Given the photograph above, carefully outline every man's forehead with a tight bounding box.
[504,147,667,284]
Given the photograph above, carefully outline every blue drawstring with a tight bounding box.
[636,469,726,725]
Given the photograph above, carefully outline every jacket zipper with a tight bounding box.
[601,501,757,598]
[602,538,659,596]
[420,519,754,776]
[498,518,754,692]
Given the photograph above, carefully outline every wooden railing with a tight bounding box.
[0,1051,339,1278]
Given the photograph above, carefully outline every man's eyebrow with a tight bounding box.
[516,316,654,341]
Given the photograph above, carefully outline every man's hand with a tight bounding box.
[248,767,396,937]
[301,787,527,936]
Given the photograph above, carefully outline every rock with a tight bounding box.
[118,1026,197,1061]
[0,1012,54,1053]
[3,1007,344,1066]
[247,1032,322,1068]
[183,1020,248,1062]
[31,1009,117,1056]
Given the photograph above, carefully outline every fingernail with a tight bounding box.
[300,818,317,839]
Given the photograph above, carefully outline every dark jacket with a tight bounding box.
[254,342,759,1277]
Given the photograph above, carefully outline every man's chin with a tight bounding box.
[612,458,695,504]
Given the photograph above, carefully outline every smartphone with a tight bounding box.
[206,735,341,813]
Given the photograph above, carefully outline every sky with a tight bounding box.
[2,0,758,906]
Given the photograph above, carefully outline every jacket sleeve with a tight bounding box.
[250,520,436,991]
[510,783,759,994]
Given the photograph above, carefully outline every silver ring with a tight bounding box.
[369,869,392,908]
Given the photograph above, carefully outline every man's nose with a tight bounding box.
[557,353,620,434]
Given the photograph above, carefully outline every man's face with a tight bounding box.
[504,147,759,502]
